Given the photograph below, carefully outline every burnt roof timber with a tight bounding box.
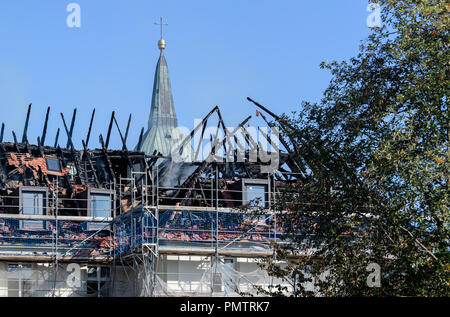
[215,108,229,156]
[82,140,101,187]
[40,107,50,146]
[253,102,307,179]
[123,114,132,151]
[0,144,5,184]
[54,128,60,148]
[174,115,252,202]
[0,123,4,143]
[136,127,144,151]
[257,124,305,180]
[249,98,336,181]
[173,106,219,157]
[21,103,32,144]
[66,109,77,149]
[12,131,20,152]
[112,116,135,172]
[113,115,128,151]
[60,112,75,150]
[99,134,116,181]
[193,117,208,161]
[239,125,259,154]
[56,146,74,194]
[85,109,96,149]
[105,111,115,149]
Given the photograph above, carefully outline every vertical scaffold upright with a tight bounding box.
[115,165,159,297]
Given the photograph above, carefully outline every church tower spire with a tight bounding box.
[139,17,192,163]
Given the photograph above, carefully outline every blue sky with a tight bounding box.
[0,0,372,150]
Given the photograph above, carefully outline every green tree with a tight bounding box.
[258,0,449,296]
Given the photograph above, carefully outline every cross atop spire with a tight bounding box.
[154,16,168,39]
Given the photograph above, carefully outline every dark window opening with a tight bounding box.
[45,158,62,173]
[86,266,109,297]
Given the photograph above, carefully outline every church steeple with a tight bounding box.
[139,18,192,163]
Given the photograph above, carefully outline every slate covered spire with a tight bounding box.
[140,20,192,162]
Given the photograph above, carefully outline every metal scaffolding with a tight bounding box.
[109,163,280,296]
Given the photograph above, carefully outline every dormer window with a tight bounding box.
[19,187,47,229]
[45,157,62,173]
[242,179,270,209]
[88,189,113,230]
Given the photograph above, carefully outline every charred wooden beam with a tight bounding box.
[40,107,50,146]
[12,131,19,152]
[173,116,252,203]
[57,146,74,195]
[113,116,134,170]
[173,106,219,157]
[248,97,303,156]
[99,134,116,181]
[54,128,60,148]
[105,111,115,149]
[247,97,288,128]
[0,123,4,144]
[72,147,86,186]
[215,108,229,157]
[258,126,279,153]
[57,146,68,168]
[193,118,208,161]
[123,114,132,151]
[0,123,4,143]
[249,97,328,181]
[82,140,100,187]
[113,116,128,151]
[21,103,32,144]
[136,127,144,151]
[257,125,301,178]
[0,140,6,183]
[60,113,75,150]
[66,109,77,149]
[239,125,259,158]
[196,179,209,206]
[255,106,306,178]
[85,109,96,148]
[147,150,160,167]
[231,130,246,163]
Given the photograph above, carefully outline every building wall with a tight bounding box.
[0,261,114,297]
[154,255,292,296]
[0,256,292,297]
[0,262,7,297]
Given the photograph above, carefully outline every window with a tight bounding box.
[45,157,62,173]
[224,258,235,269]
[8,264,33,297]
[90,193,111,219]
[88,190,112,230]
[245,184,267,208]
[20,188,47,229]
[86,266,110,297]
[242,179,270,209]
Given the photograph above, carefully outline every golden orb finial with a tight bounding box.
[158,39,166,50]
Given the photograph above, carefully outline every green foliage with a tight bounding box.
[260,0,449,296]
